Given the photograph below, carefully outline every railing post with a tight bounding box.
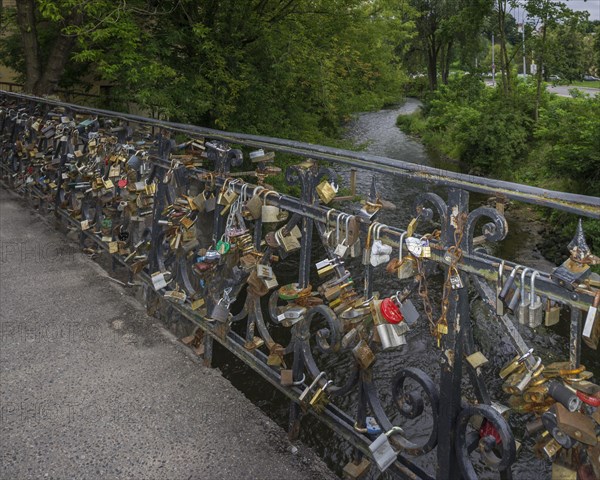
[436,188,469,480]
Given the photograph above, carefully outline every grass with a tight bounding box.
[563,80,600,89]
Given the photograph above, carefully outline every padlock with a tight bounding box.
[192,191,207,212]
[151,271,171,290]
[309,380,333,413]
[261,191,281,223]
[276,306,306,326]
[263,274,279,290]
[541,406,577,449]
[245,186,264,219]
[247,269,270,296]
[368,426,404,472]
[377,322,407,350]
[210,287,234,322]
[380,297,404,324]
[205,192,216,212]
[498,264,524,306]
[544,298,561,326]
[395,232,416,280]
[449,266,463,289]
[496,261,505,316]
[352,339,375,369]
[333,216,350,258]
[276,227,301,253]
[316,179,338,204]
[256,264,274,279]
[396,297,419,326]
[299,372,326,403]
[502,356,542,394]
[582,290,600,350]
[554,402,598,446]
[528,271,543,328]
[370,240,392,267]
[518,268,532,325]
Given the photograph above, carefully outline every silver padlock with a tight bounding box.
[376,322,408,350]
[496,261,505,316]
[514,356,542,393]
[518,268,532,325]
[298,371,326,402]
[393,292,419,326]
[210,287,234,322]
[369,426,404,472]
[528,271,543,328]
[276,306,306,326]
[334,215,351,258]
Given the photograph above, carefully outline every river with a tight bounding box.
[213,100,598,479]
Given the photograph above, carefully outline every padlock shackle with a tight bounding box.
[530,271,539,300]
[263,190,279,206]
[385,426,405,438]
[344,214,351,244]
[520,267,533,305]
[398,231,407,261]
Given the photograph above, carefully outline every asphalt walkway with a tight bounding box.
[0,187,336,480]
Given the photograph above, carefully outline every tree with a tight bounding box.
[2,0,412,141]
[524,0,583,120]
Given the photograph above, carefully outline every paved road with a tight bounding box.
[0,187,336,480]
[547,84,600,97]
[484,79,599,97]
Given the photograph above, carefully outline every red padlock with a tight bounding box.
[117,178,128,188]
[380,297,404,324]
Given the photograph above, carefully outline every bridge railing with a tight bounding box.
[1,90,598,480]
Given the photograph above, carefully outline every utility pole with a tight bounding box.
[522,23,526,76]
[492,33,496,86]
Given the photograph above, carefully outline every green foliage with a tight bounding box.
[534,95,600,196]
[396,75,599,198]
[1,0,412,144]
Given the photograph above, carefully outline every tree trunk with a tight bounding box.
[15,0,41,93]
[497,0,512,95]
[34,14,81,95]
[534,23,547,122]
[441,41,453,84]
[427,35,438,91]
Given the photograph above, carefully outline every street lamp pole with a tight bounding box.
[492,33,496,86]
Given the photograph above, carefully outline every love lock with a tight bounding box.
[210,287,234,322]
[276,305,306,326]
[369,426,404,472]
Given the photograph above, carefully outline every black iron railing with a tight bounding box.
[1,91,599,480]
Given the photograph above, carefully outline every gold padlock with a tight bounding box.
[352,339,375,369]
[309,380,333,413]
[316,179,337,204]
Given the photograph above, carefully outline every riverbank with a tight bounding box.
[394,85,599,270]
[0,187,336,480]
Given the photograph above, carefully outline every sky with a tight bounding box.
[511,0,600,24]
[567,0,600,20]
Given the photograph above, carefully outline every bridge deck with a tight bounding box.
[0,187,335,480]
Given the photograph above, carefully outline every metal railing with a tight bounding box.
[1,90,599,480]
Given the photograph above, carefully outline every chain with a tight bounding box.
[417,258,436,334]
[434,212,468,342]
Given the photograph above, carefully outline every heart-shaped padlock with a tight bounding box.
[380,298,404,324]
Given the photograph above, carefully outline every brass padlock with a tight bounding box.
[245,186,264,219]
[554,402,598,446]
[261,191,281,223]
[309,380,333,413]
[545,298,561,327]
[352,339,375,369]
[316,179,337,204]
